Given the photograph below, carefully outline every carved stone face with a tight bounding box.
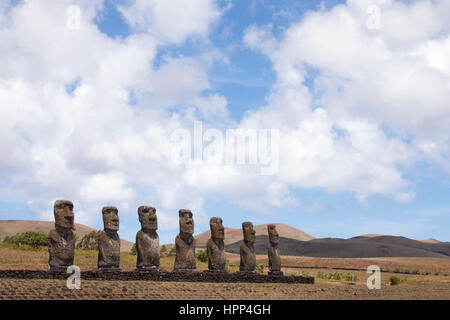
[54,200,74,229]
[102,206,119,231]
[179,209,194,234]
[268,224,279,245]
[242,222,255,244]
[210,217,224,240]
[138,206,157,231]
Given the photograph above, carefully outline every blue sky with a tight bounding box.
[0,0,449,244]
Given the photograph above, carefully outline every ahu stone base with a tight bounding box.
[0,270,314,284]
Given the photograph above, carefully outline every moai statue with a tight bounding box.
[48,200,75,272]
[206,217,226,272]
[267,224,283,276]
[239,221,256,272]
[174,209,196,271]
[136,206,160,271]
[97,206,121,270]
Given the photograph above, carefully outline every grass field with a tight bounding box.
[0,246,449,299]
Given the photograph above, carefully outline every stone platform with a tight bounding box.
[0,270,314,284]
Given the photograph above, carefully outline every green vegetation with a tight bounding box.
[130,243,137,255]
[411,269,419,275]
[316,271,358,282]
[390,275,401,285]
[160,245,167,257]
[76,231,99,250]
[434,271,439,276]
[196,249,208,263]
[344,273,358,282]
[2,231,48,248]
[168,247,176,257]
[255,263,265,274]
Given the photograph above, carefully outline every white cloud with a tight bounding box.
[240,0,450,202]
[1,0,449,237]
[118,0,222,44]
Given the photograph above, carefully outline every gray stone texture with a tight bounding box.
[48,200,75,271]
[174,209,196,271]
[97,206,120,270]
[207,217,226,271]
[239,221,256,272]
[136,206,160,270]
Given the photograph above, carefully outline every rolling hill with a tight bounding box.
[225,235,450,258]
[194,223,314,247]
[0,220,134,252]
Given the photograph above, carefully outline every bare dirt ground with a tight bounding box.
[0,246,449,299]
[0,279,448,300]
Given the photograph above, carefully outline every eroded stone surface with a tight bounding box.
[48,200,75,271]
[174,209,196,271]
[240,221,256,272]
[207,217,226,271]
[98,207,120,270]
[136,206,159,270]
[267,224,283,276]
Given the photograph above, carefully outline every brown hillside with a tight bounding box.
[194,223,314,248]
[0,220,133,252]
[419,238,441,244]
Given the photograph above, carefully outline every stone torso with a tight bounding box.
[136,230,160,269]
[239,241,256,271]
[98,230,120,269]
[207,238,226,270]
[48,228,74,269]
[174,234,196,270]
[268,244,281,271]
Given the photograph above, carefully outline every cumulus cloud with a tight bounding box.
[118,0,222,44]
[240,0,450,202]
[1,0,449,237]
[0,0,226,227]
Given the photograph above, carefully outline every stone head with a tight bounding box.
[53,200,74,230]
[102,206,119,232]
[179,209,194,234]
[242,221,256,244]
[267,224,279,245]
[138,206,157,231]
[209,217,225,240]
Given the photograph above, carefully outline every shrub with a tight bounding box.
[444,273,448,277]
[390,275,401,285]
[76,231,99,250]
[332,272,341,280]
[344,273,357,282]
[130,243,137,255]
[255,263,265,274]
[434,271,439,276]
[196,249,208,263]
[425,271,431,275]
[411,269,419,275]
[160,245,167,257]
[2,231,48,248]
